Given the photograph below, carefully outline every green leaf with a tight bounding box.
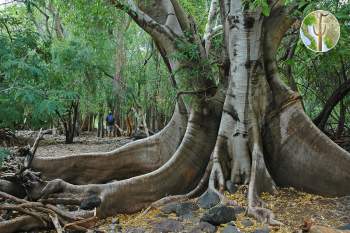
[261,1,270,16]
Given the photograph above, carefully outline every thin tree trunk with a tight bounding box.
[97,113,102,138]
[336,100,346,138]
[313,78,350,131]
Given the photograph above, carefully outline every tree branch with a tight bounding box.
[110,0,178,50]
[263,3,297,60]
[169,0,190,32]
[0,21,13,41]
[203,0,221,56]
[262,1,300,104]
[176,86,217,99]
[16,0,52,39]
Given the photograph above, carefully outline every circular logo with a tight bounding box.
[300,10,340,52]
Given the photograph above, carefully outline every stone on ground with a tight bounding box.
[151,219,184,233]
[160,201,198,219]
[125,227,146,233]
[226,180,238,194]
[241,218,254,227]
[200,204,236,226]
[252,225,269,233]
[197,190,220,209]
[222,224,241,233]
[189,221,217,233]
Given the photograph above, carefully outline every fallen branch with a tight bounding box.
[0,203,47,224]
[24,128,48,168]
[63,215,98,230]
[0,190,27,203]
[0,215,47,233]
[49,213,64,233]
[0,191,93,233]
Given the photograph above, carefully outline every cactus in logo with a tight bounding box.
[313,12,328,51]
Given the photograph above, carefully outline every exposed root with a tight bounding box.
[229,135,251,185]
[210,137,225,190]
[63,215,99,231]
[140,157,214,216]
[208,146,237,206]
[150,158,214,207]
[0,216,47,233]
[0,191,95,233]
[25,108,220,218]
[39,197,82,205]
[209,156,237,206]
[247,206,283,226]
[247,161,281,226]
[245,110,281,225]
[30,103,188,184]
[264,101,350,196]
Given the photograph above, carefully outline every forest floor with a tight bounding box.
[5,132,350,233]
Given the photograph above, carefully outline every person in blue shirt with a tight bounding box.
[106,111,115,137]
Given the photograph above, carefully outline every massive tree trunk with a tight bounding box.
[2,0,350,232]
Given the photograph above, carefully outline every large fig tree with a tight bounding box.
[1,0,350,231]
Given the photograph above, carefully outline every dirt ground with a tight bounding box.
[34,133,132,158]
[95,187,350,233]
[6,132,350,232]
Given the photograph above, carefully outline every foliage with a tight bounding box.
[1,0,349,136]
[0,1,175,132]
[303,14,317,26]
[0,148,10,167]
[278,0,350,134]
[179,0,208,33]
[251,0,270,16]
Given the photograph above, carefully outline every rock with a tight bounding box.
[226,180,238,194]
[309,225,350,233]
[176,202,198,216]
[152,219,184,233]
[125,227,146,233]
[200,204,236,226]
[253,230,269,233]
[338,224,350,230]
[160,201,198,218]
[253,225,269,233]
[80,195,101,210]
[197,190,220,209]
[241,218,254,227]
[222,225,241,233]
[189,222,217,233]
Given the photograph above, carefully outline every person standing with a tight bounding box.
[106,111,115,137]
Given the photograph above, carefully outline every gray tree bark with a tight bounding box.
[1,1,350,232]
